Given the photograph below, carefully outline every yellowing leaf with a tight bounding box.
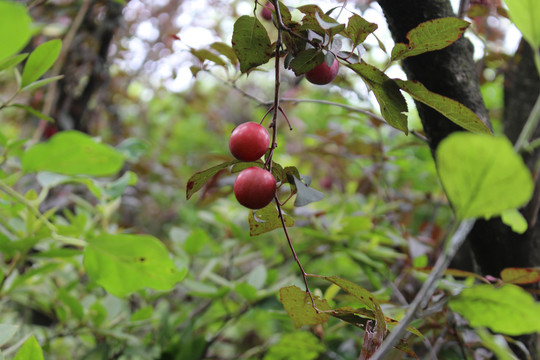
[279,285,331,329]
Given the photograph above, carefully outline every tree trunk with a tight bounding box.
[376,0,540,357]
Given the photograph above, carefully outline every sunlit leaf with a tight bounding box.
[449,284,540,335]
[500,268,540,285]
[232,16,273,73]
[84,234,187,297]
[504,0,540,48]
[263,332,325,360]
[22,131,125,176]
[21,39,62,87]
[501,208,528,234]
[279,285,331,329]
[391,18,469,61]
[20,75,63,92]
[395,79,491,134]
[186,160,237,200]
[13,336,44,360]
[436,133,534,219]
[0,2,31,62]
[348,62,408,133]
[190,48,226,66]
[249,204,294,236]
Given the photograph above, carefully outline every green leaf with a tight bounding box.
[348,62,408,133]
[346,14,377,47]
[21,75,63,92]
[13,336,44,360]
[436,133,534,219]
[390,18,469,61]
[0,53,28,72]
[0,1,31,62]
[210,42,238,65]
[130,306,153,321]
[449,284,540,335]
[234,283,257,301]
[500,268,540,285]
[0,324,18,347]
[22,130,125,176]
[58,289,84,321]
[186,160,237,200]
[21,39,62,88]
[293,176,324,207]
[501,208,528,234]
[279,285,331,329]
[248,203,294,236]
[84,233,187,297]
[190,48,226,66]
[504,0,540,49]
[184,228,211,255]
[395,79,491,134]
[231,16,273,73]
[116,137,148,161]
[289,49,324,76]
[104,171,138,198]
[263,332,325,360]
[298,5,344,36]
[8,104,54,123]
[317,275,387,334]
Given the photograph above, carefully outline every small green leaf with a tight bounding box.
[190,48,226,66]
[248,203,294,236]
[289,49,324,76]
[184,228,211,255]
[186,160,237,200]
[0,53,28,72]
[348,62,408,133]
[104,171,138,198]
[232,16,273,73]
[131,306,153,321]
[84,234,187,297]
[0,324,18,347]
[116,137,148,161]
[22,131,125,176]
[21,75,63,92]
[234,283,257,301]
[436,133,534,219]
[21,39,62,88]
[13,336,44,360]
[501,208,528,234]
[293,176,324,207]
[58,289,84,321]
[449,284,540,335]
[504,0,540,49]
[0,2,31,62]
[279,285,331,329]
[210,42,238,65]
[391,18,469,61]
[9,104,54,123]
[500,268,540,285]
[317,275,387,334]
[395,79,491,134]
[263,332,325,360]
[346,14,377,47]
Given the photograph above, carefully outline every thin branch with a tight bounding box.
[514,93,540,153]
[370,219,475,360]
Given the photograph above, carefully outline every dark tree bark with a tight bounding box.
[377,0,540,358]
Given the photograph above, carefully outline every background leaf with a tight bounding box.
[449,284,540,335]
[0,325,18,347]
[0,2,31,61]
[21,39,62,88]
[500,268,540,285]
[436,133,533,219]
[232,16,273,73]
[84,234,187,297]
[22,131,125,176]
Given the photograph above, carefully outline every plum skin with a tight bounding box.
[305,58,339,85]
[233,167,276,209]
[261,2,274,21]
[229,122,270,162]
